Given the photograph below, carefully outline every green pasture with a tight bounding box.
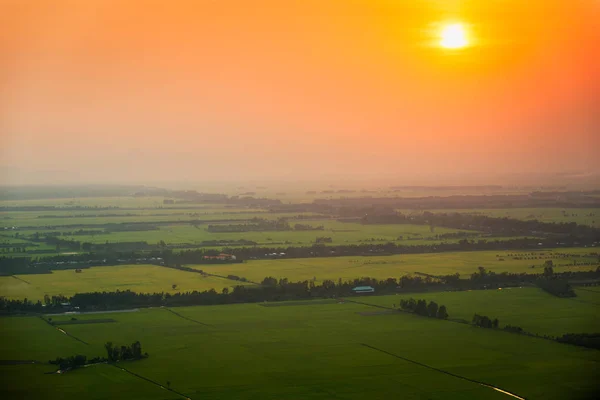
[1,299,598,399]
[0,265,245,300]
[195,249,600,284]
[356,287,600,337]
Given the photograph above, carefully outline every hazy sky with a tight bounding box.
[1,0,599,185]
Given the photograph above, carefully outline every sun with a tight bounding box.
[439,23,468,49]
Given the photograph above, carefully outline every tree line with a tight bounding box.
[4,267,598,314]
[49,341,147,372]
[360,211,600,239]
[472,314,499,329]
[398,298,448,319]
[3,232,600,276]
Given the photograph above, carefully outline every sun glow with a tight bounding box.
[439,23,468,49]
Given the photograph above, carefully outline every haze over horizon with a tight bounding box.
[2,0,599,186]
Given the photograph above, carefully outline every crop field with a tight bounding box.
[1,210,320,229]
[355,287,600,337]
[0,265,246,300]
[51,221,477,246]
[1,249,597,301]
[397,208,600,227]
[1,299,598,399]
[195,249,600,284]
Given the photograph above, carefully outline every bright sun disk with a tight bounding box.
[440,23,468,49]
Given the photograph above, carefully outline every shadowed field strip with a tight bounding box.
[38,316,89,345]
[53,318,116,325]
[0,360,41,365]
[356,310,398,316]
[360,343,526,400]
[259,299,339,307]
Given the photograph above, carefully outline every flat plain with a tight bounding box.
[1,297,598,399]
[196,249,599,285]
[2,194,599,399]
[0,264,244,300]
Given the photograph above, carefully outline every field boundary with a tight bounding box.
[11,275,31,284]
[360,343,527,400]
[110,363,192,400]
[38,316,89,345]
[164,308,212,326]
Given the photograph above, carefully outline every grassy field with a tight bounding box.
[0,265,246,300]
[195,249,600,284]
[1,298,598,399]
[355,287,600,337]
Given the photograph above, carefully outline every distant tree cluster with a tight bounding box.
[293,223,324,231]
[556,333,600,350]
[207,218,292,232]
[104,341,146,362]
[472,314,499,329]
[49,354,91,370]
[503,325,524,334]
[399,298,448,319]
[48,341,147,372]
[536,277,576,297]
[49,354,108,371]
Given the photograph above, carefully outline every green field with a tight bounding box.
[0,265,246,300]
[1,296,598,399]
[355,287,600,337]
[195,249,600,284]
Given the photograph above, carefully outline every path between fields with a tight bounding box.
[164,308,212,326]
[110,364,192,400]
[38,316,89,345]
[360,344,527,400]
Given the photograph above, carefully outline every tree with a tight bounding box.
[437,305,448,319]
[427,301,439,318]
[415,299,428,316]
[222,287,229,295]
[261,276,278,286]
[492,318,499,329]
[172,284,177,290]
[105,342,114,361]
[132,341,142,359]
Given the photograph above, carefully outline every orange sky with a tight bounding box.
[1,0,599,185]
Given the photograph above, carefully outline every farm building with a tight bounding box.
[351,286,375,294]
